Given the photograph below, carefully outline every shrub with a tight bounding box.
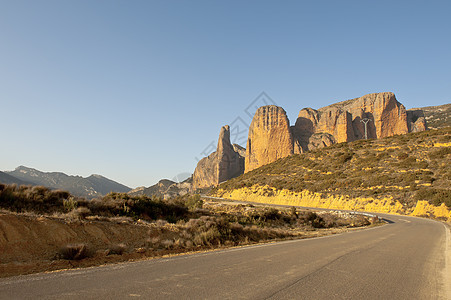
[290,206,297,218]
[399,157,417,168]
[63,197,77,212]
[397,153,409,160]
[416,188,451,208]
[320,213,337,227]
[108,243,127,255]
[185,194,203,210]
[60,244,89,260]
[70,207,91,219]
[351,215,371,227]
[428,147,451,159]
[0,184,70,213]
[298,211,325,228]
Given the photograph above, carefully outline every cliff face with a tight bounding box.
[407,109,428,132]
[245,106,294,172]
[293,92,425,152]
[194,92,428,186]
[193,126,244,189]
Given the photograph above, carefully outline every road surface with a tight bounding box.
[0,214,449,299]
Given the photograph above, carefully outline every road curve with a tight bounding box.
[0,214,449,299]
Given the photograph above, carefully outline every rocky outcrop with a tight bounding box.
[232,144,246,157]
[196,92,428,181]
[413,103,450,129]
[245,106,294,172]
[407,109,428,132]
[293,92,425,152]
[193,126,245,189]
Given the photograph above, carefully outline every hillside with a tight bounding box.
[0,171,31,186]
[4,166,131,198]
[416,103,451,129]
[211,127,451,220]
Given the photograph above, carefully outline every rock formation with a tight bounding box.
[195,92,428,184]
[407,109,428,132]
[232,144,246,157]
[193,125,245,189]
[292,92,426,152]
[245,105,294,172]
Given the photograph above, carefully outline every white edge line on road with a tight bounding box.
[443,223,451,298]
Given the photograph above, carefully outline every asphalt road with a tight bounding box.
[0,214,449,299]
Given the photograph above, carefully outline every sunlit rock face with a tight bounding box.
[193,125,244,189]
[292,92,423,152]
[245,105,294,172]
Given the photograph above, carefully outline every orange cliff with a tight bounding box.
[245,105,294,173]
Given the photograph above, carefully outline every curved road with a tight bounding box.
[0,214,449,299]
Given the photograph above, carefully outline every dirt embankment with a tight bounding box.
[0,213,153,277]
[0,205,375,278]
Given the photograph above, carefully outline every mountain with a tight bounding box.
[5,166,131,198]
[413,103,451,129]
[84,174,131,196]
[292,92,426,153]
[129,176,192,199]
[211,127,451,220]
[193,125,245,189]
[0,171,31,186]
[194,92,427,184]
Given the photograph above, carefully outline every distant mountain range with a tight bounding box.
[1,166,131,198]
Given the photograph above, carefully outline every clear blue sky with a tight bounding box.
[1,0,450,188]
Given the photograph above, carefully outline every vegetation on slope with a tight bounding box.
[420,103,451,129]
[0,184,373,231]
[0,183,379,276]
[0,184,188,221]
[212,127,451,209]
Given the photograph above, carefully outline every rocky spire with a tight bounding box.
[193,125,245,189]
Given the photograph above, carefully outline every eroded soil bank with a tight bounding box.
[0,207,373,277]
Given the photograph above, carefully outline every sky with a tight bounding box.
[1,0,450,188]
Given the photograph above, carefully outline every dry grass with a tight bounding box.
[0,198,379,277]
[0,176,381,277]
